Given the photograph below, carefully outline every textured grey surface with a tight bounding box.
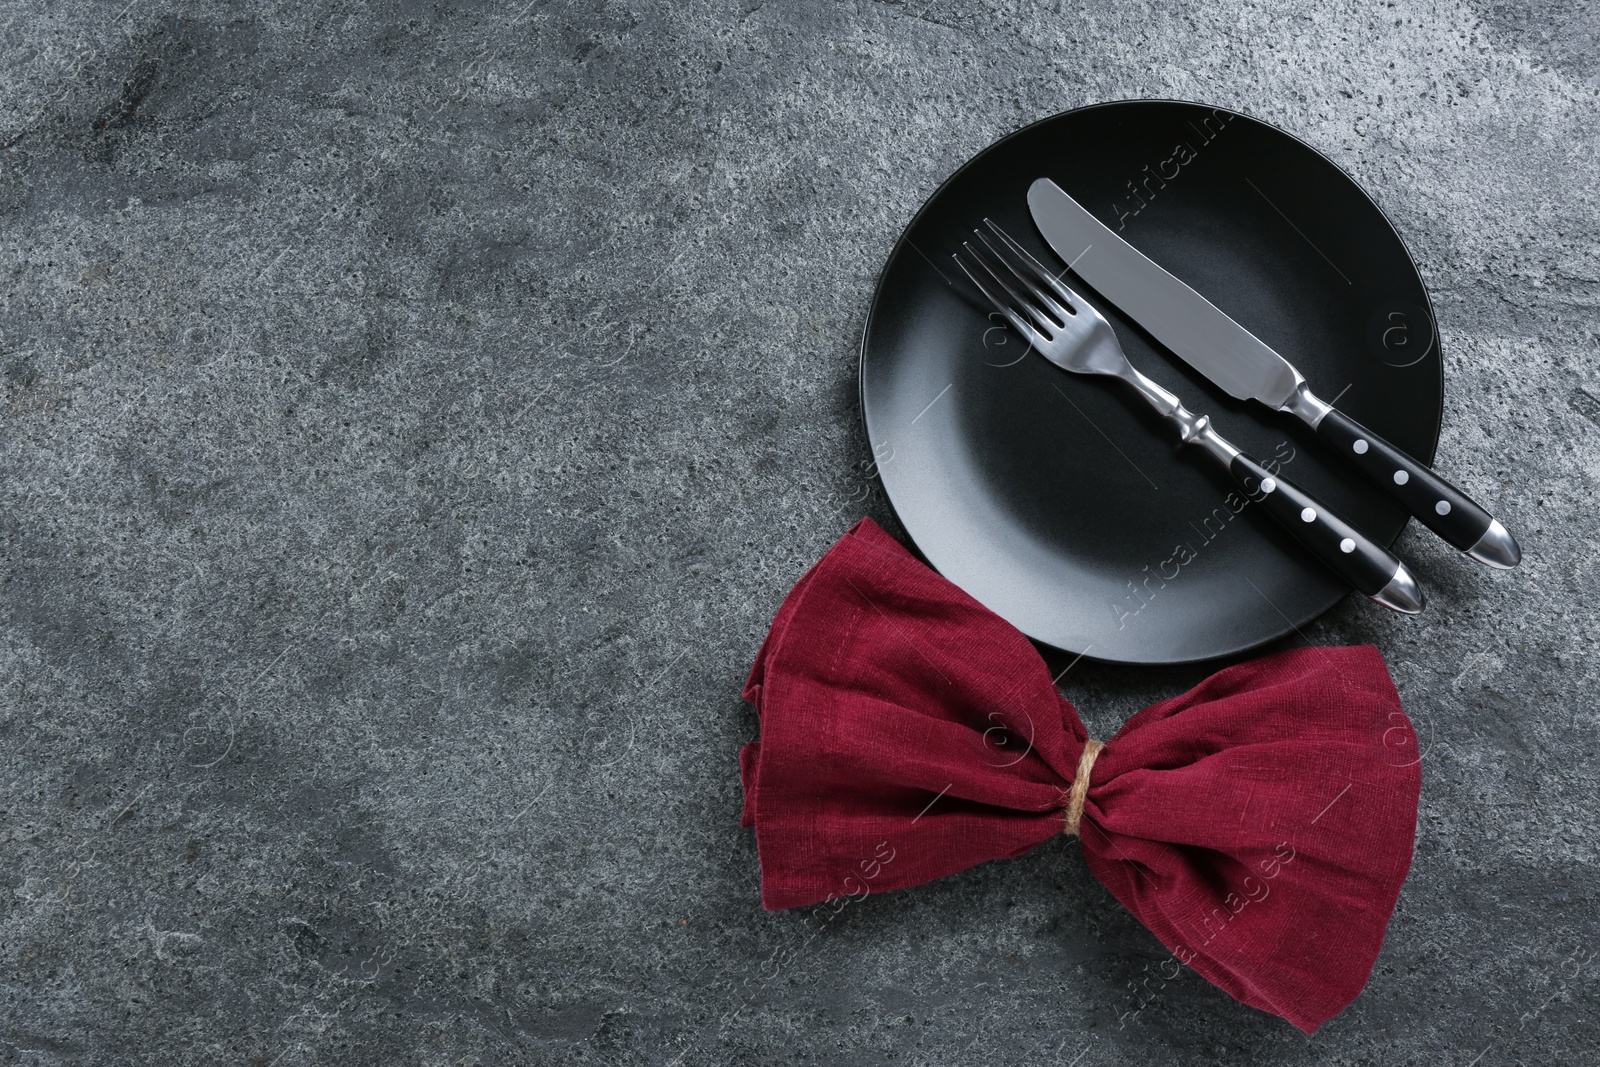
[2,1,1597,1064]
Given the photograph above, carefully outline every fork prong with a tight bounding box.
[959,241,1056,335]
[951,249,1045,349]
[974,228,1075,325]
[982,218,1085,314]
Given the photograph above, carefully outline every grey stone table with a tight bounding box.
[2,1,1597,1064]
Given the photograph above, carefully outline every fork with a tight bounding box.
[953,220,1424,615]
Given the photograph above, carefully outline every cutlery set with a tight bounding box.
[952,180,1520,615]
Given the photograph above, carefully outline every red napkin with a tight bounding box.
[740,519,1420,1033]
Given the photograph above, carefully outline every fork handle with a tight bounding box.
[1224,452,1423,614]
[1119,367,1424,613]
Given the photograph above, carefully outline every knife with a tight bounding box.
[1027,178,1520,569]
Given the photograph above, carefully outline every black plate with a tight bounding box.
[860,101,1441,664]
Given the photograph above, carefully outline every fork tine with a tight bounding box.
[951,248,1045,348]
[959,241,1057,334]
[981,218,1084,314]
[973,229,1074,325]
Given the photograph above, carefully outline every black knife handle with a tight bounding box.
[1227,452,1421,611]
[1315,409,1518,567]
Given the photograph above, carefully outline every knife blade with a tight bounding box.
[1027,177,1520,568]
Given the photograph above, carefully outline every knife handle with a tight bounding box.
[1314,408,1520,568]
[1225,452,1424,614]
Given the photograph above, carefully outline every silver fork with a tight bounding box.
[953,219,1423,615]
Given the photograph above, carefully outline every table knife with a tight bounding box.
[1027,178,1520,569]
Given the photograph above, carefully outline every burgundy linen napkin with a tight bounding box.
[740,518,1420,1033]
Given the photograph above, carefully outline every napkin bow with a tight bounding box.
[740,519,1420,1033]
